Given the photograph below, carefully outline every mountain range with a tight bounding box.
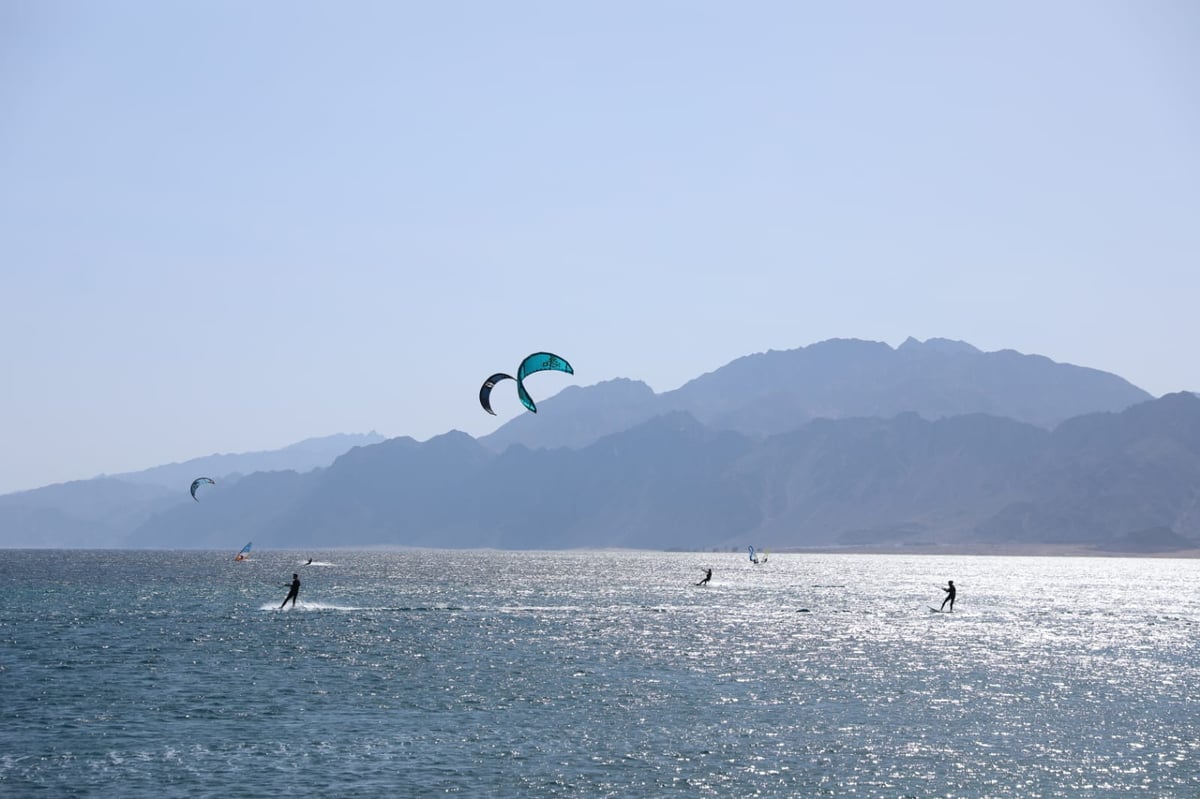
[4,337,1196,553]
[108,432,386,489]
[0,433,384,547]
[479,337,1151,451]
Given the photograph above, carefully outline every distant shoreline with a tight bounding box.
[4,545,1200,559]
[766,543,1200,559]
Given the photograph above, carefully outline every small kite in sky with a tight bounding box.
[190,477,215,501]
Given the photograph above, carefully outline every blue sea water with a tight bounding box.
[2,549,1198,798]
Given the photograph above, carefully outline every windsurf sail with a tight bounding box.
[748,545,757,563]
[234,542,252,561]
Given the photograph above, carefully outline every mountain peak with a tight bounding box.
[898,336,981,355]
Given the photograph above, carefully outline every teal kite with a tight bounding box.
[479,352,574,414]
[516,352,574,413]
[190,477,215,501]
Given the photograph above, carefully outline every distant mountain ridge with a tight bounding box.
[119,393,1200,552]
[480,337,1149,452]
[109,432,386,489]
[0,432,383,547]
[0,338,1187,552]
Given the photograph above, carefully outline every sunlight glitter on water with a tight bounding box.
[1,550,1198,797]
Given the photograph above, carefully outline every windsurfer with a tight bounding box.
[281,574,301,609]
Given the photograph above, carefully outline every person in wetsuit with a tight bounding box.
[939,580,956,612]
[697,568,712,586]
[281,573,301,609]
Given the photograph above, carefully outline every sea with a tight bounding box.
[2,549,1198,798]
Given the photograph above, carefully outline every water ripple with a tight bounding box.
[1,550,1198,796]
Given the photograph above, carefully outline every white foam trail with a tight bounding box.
[258,601,363,612]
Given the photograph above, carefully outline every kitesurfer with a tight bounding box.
[697,568,712,586]
[280,574,301,609]
[939,580,956,612]
[305,558,313,566]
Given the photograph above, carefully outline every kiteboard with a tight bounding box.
[929,607,951,613]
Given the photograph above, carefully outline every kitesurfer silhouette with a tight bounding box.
[280,574,300,609]
[697,568,712,586]
[305,558,313,566]
[939,580,956,612]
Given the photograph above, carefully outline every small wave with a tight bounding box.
[497,605,587,613]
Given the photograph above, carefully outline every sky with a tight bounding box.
[1,1,1198,495]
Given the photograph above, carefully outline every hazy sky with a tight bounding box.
[2,1,1197,495]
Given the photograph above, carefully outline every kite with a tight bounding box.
[478,352,574,414]
[190,477,215,501]
[515,352,574,413]
[478,373,515,416]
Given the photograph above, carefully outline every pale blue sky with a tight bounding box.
[2,1,1197,494]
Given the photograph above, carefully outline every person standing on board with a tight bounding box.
[280,573,301,609]
[697,568,712,586]
[939,580,956,612]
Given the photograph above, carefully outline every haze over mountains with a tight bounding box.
[480,337,1151,451]
[109,433,386,489]
[0,433,384,547]
[4,338,1195,553]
